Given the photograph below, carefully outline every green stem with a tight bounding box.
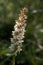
[11,55,15,65]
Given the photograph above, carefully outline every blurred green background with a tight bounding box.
[0,0,43,65]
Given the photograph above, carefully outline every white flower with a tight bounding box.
[9,7,28,56]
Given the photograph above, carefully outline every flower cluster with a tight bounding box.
[9,7,28,56]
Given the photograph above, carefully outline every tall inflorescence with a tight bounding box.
[9,7,28,56]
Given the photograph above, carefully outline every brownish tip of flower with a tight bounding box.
[20,7,28,14]
[18,7,28,23]
[22,7,28,12]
